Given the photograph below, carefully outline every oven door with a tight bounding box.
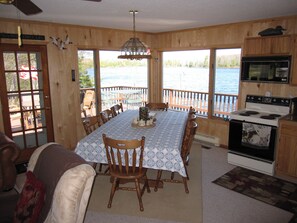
[228,119,277,161]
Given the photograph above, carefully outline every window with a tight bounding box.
[78,50,96,117]
[213,49,241,119]
[162,48,241,118]
[163,50,210,115]
[99,50,148,111]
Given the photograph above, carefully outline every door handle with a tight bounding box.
[45,96,49,99]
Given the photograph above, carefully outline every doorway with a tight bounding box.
[0,44,54,163]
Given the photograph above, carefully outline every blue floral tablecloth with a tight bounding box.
[75,110,188,177]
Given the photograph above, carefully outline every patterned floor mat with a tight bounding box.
[212,167,297,223]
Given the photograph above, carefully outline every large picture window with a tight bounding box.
[163,50,210,116]
[99,50,148,111]
[162,48,241,118]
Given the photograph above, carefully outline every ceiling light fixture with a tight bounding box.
[118,10,152,60]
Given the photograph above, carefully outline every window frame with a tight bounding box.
[161,47,241,119]
[77,48,150,116]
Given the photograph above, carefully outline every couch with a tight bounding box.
[0,131,21,192]
[0,142,96,223]
[0,132,21,222]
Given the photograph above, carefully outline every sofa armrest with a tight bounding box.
[0,132,21,191]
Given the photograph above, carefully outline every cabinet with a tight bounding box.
[276,118,297,178]
[243,35,292,56]
[291,36,297,85]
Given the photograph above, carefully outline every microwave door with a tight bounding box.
[247,63,270,81]
[241,56,291,83]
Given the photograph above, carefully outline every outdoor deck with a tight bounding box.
[81,86,238,118]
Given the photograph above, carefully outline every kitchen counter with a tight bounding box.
[281,114,297,122]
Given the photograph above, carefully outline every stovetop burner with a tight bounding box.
[239,113,250,116]
[269,114,281,118]
[245,110,260,115]
[239,110,260,116]
[260,115,276,120]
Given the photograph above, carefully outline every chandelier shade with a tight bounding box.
[118,10,152,60]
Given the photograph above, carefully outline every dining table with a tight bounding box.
[75,109,188,177]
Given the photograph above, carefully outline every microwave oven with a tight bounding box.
[241,56,291,83]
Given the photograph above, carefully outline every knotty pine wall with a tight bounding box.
[153,15,297,147]
[0,15,297,149]
[0,18,153,149]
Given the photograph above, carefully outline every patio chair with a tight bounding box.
[81,90,95,117]
[154,120,198,193]
[145,102,168,111]
[102,134,150,211]
[110,103,124,117]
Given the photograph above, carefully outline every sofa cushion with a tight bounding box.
[32,144,87,223]
[13,171,45,223]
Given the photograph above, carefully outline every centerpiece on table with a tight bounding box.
[131,107,156,127]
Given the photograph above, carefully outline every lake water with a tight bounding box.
[88,67,240,94]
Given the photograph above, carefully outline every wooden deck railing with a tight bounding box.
[80,86,238,118]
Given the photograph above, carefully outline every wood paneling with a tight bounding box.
[0,15,297,149]
[153,16,297,146]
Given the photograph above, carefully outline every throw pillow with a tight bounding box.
[13,171,45,223]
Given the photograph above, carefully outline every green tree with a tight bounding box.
[78,52,94,88]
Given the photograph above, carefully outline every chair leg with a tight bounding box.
[135,179,144,211]
[182,176,189,193]
[91,163,97,170]
[104,166,110,175]
[185,165,190,180]
[99,163,103,172]
[170,172,175,180]
[108,177,118,208]
[141,174,151,196]
[154,170,163,192]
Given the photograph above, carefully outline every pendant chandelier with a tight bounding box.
[118,10,152,60]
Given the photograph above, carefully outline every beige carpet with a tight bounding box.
[86,141,202,223]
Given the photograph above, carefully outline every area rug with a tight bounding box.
[86,142,202,223]
[212,167,297,223]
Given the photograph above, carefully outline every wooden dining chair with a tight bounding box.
[82,115,108,174]
[110,103,124,117]
[189,106,196,115]
[145,102,169,111]
[100,109,113,123]
[82,115,103,135]
[154,120,198,193]
[102,134,151,211]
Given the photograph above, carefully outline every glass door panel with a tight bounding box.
[0,44,53,162]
